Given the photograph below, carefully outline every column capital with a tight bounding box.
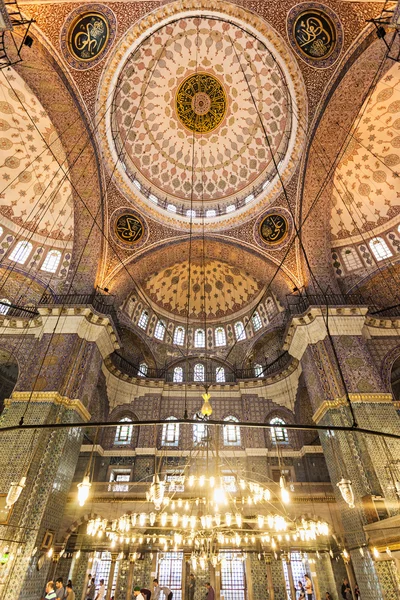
[284,307,368,360]
[313,393,393,423]
[6,391,91,422]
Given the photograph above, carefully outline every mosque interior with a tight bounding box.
[0,0,399,598]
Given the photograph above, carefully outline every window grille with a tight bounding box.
[215,327,226,347]
[162,418,179,446]
[154,320,166,341]
[220,552,246,600]
[157,552,183,600]
[194,363,205,382]
[114,418,133,445]
[173,366,183,382]
[234,321,246,341]
[216,367,225,382]
[194,329,205,348]
[174,327,185,346]
[9,241,32,264]
[252,312,262,331]
[270,417,288,443]
[138,362,148,377]
[254,364,263,377]
[223,417,241,446]
[341,248,363,271]
[138,310,149,330]
[0,299,11,315]
[41,250,61,273]
[369,237,392,261]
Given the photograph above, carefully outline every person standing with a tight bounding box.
[94,579,105,600]
[65,584,75,600]
[188,573,196,600]
[341,579,350,600]
[44,582,57,600]
[133,587,145,600]
[55,579,65,599]
[298,581,305,599]
[86,578,96,600]
[304,575,313,600]
[153,579,161,600]
[205,583,215,600]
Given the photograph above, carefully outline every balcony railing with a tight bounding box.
[286,293,371,315]
[0,300,39,319]
[39,292,119,325]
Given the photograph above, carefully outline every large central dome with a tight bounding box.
[99,1,307,226]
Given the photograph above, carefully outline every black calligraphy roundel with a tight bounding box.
[115,213,144,244]
[68,13,110,62]
[293,9,336,60]
[259,214,289,245]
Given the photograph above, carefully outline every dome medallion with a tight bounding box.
[97,0,307,230]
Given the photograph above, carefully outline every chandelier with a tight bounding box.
[86,430,331,563]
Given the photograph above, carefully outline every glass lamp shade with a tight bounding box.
[337,478,355,508]
[6,476,26,508]
[77,475,91,507]
[201,393,212,417]
[148,474,165,510]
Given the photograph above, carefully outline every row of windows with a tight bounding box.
[339,234,397,273]
[140,315,258,345]
[114,416,288,446]
[137,362,270,382]
[3,236,63,273]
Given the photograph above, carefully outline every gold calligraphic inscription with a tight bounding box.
[260,214,288,245]
[176,73,227,134]
[68,13,109,62]
[293,10,336,60]
[115,214,144,244]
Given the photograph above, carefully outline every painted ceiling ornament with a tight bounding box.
[111,208,147,250]
[60,4,117,70]
[287,3,343,69]
[255,208,292,250]
[175,73,227,134]
[97,0,307,229]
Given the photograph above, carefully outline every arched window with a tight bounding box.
[0,226,4,238]
[216,367,225,383]
[41,250,62,273]
[174,326,185,346]
[341,248,363,272]
[114,417,133,445]
[186,209,196,219]
[252,312,262,331]
[193,416,207,445]
[369,237,392,261]
[254,364,263,377]
[194,363,205,382]
[154,320,166,341]
[215,327,226,347]
[138,310,149,330]
[9,241,32,264]
[206,209,216,218]
[234,321,246,341]
[194,328,205,348]
[265,297,276,319]
[270,417,288,443]
[0,299,11,315]
[173,366,183,383]
[223,416,241,446]
[167,204,177,213]
[138,362,148,377]
[162,417,179,446]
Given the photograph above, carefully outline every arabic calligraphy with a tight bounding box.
[260,214,288,245]
[68,13,109,61]
[176,73,227,134]
[293,10,336,59]
[115,214,144,244]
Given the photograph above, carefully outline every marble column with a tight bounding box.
[107,554,119,599]
[292,310,400,600]
[0,310,118,600]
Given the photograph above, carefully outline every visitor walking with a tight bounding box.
[205,583,215,600]
[298,580,305,599]
[188,573,196,600]
[341,579,350,599]
[94,579,106,600]
[65,584,75,600]
[86,578,96,600]
[133,587,145,600]
[304,575,313,600]
[44,582,57,600]
[55,579,65,599]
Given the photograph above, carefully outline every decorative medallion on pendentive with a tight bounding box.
[255,208,292,250]
[287,3,343,68]
[114,213,144,245]
[60,4,117,70]
[176,73,227,134]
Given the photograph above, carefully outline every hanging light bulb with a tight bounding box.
[372,547,380,559]
[280,475,290,504]
[76,550,81,559]
[343,549,349,560]
[6,476,26,508]
[337,478,355,509]
[386,547,392,558]
[359,547,364,557]
[201,391,212,417]
[148,474,165,511]
[77,475,91,507]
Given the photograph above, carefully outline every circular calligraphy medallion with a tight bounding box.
[60,4,116,71]
[287,3,343,69]
[176,73,227,134]
[259,214,289,245]
[115,213,144,245]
